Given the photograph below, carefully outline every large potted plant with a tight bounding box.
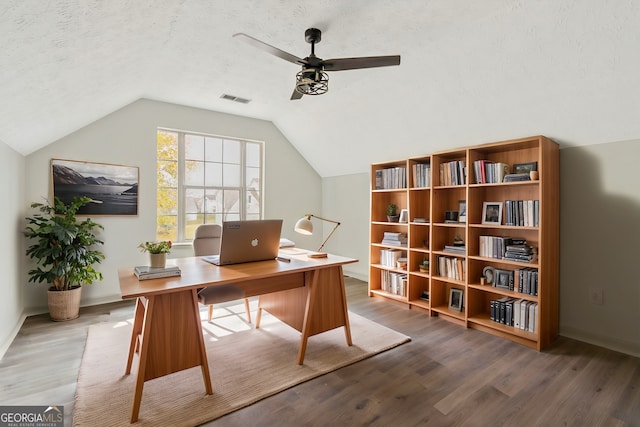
[24,196,105,321]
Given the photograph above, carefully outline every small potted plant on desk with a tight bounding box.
[386,204,399,222]
[24,196,105,321]
[138,240,172,268]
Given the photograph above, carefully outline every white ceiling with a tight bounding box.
[2,0,640,177]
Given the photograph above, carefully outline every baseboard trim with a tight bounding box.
[561,325,640,358]
[0,312,27,361]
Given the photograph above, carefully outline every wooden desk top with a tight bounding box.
[119,252,357,299]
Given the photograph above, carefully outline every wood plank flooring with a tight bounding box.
[1,277,638,426]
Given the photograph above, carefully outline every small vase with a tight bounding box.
[149,253,167,268]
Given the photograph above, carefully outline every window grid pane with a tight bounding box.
[157,129,263,242]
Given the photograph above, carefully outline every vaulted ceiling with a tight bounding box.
[2,1,639,177]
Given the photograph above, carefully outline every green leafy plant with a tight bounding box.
[138,240,172,254]
[387,203,398,216]
[24,196,105,291]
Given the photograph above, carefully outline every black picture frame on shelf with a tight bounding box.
[449,288,463,311]
[513,161,537,174]
[482,202,503,225]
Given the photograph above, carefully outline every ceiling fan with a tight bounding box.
[233,28,401,100]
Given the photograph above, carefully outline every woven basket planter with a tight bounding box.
[48,286,82,321]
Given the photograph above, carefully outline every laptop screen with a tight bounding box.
[207,219,283,266]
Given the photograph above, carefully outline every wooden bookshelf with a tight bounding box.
[369,136,559,350]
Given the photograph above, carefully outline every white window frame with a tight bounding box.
[157,128,264,243]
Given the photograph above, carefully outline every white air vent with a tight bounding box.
[220,94,251,104]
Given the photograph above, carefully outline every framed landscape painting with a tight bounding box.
[51,159,139,215]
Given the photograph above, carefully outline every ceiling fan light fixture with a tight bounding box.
[295,69,328,96]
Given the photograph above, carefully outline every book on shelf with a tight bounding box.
[380,270,407,296]
[490,298,536,330]
[443,245,466,255]
[381,232,407,247]
[473,160,509,184]
[379,248,406,268]
[436,255,465,281]
[412,162,431,188]
[375,166,407,189]
[439,160,466,186]
[504,200,539,227]
[134,265,181,280]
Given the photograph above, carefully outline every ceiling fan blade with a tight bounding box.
[290,88,303,100]
[233,33,307,66]
[322,55,401,71]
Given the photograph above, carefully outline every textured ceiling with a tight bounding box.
[1,0,640,177]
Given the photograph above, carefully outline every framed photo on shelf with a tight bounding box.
[449,288,463,311]
[458,200,466,223]
[513,161,537,174]
[399,208,409,223]
[481,201,503,225]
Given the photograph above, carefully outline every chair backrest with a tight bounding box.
[193,224,222,256]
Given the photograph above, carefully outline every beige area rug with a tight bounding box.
[73,310,410,426]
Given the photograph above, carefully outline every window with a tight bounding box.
[156,129,263,242]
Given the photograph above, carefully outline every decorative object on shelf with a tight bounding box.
[449,288,464,311]
[444,210,459,223]
[482,266,495,285]
[418,258,429,273]
[386,204,399,222]
[513,161,538,174]
[398,208,409,223]
[138,240,172,268]
[481,201,503,225]
[51,158,139,216]
[294,214,341,258]
[529,170,539,180]
[458,200,467,223]
[24,196,105,321]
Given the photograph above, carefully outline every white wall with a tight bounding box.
[560,139,640,356]
[321,173,370,281]
[22,99,323,312]
[0,140,26,357]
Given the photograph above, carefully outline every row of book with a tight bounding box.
[488,267,539,296]
[379,248,406,268]
[490,298,538,332]
[134,265,181,280]
[479,236,537,263]
[472,160,509,184]
[412,163,431,188]
[375,167,407,189]
[436,255,466,281]
[505,199,539,227]
[381,231,407,247]
[381,270,407,296]
[439,160,466,186]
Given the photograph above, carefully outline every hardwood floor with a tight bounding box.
[1,278,638,426]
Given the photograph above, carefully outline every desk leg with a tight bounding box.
[128,290,212,423]
[130,295,156,423]
[297,266,352,365]
[126,297,146,375]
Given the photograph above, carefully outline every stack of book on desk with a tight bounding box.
[134,265,181,280]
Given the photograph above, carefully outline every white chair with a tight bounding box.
[193,224,252,323]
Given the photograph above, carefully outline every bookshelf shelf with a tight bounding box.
[369,135,559,350]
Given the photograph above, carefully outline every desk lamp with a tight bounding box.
[294,214,341,258]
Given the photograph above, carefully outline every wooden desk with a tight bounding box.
[118,253,357,423]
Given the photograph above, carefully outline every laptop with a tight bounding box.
[203,219,283,266]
